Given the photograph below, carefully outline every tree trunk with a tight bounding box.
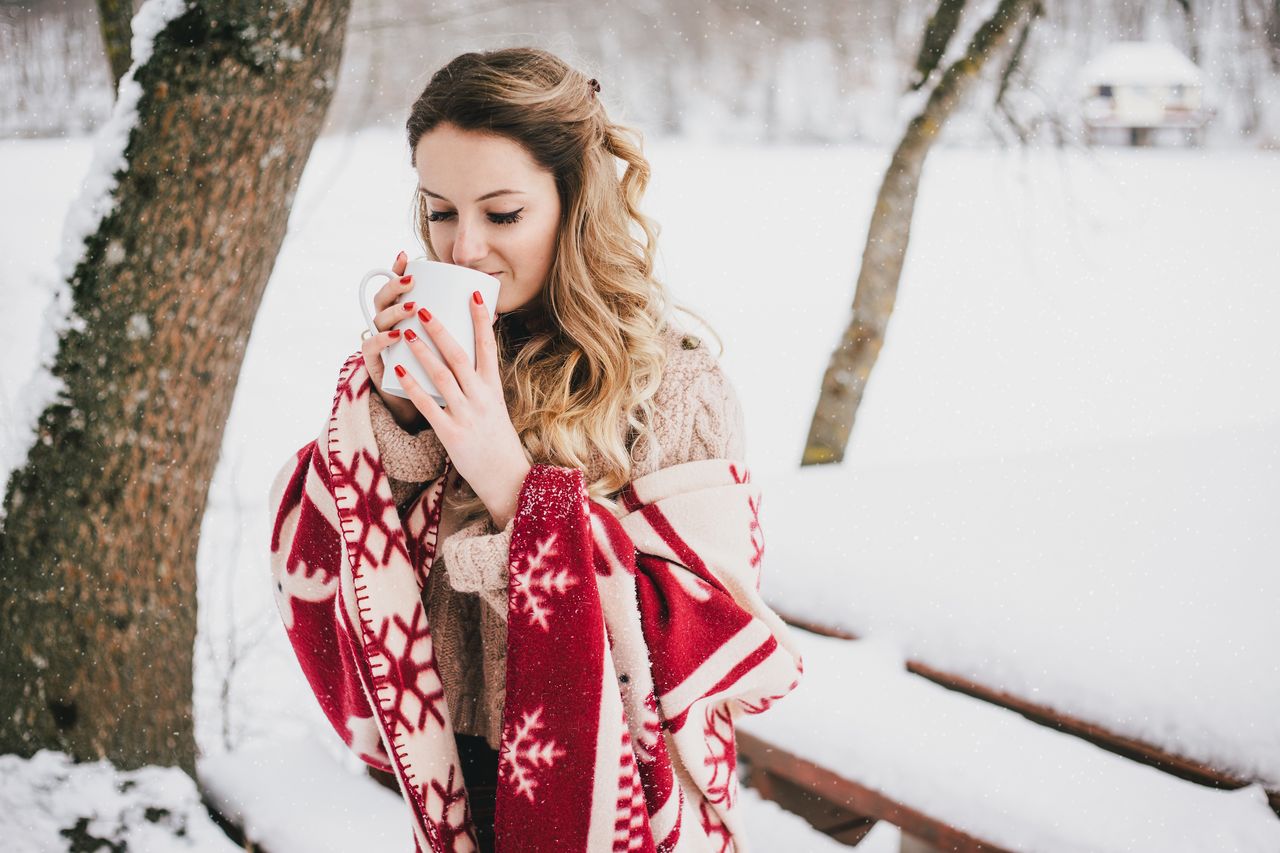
[0,0,351,775]
[97,0,135,92]
[802,0,1037,466]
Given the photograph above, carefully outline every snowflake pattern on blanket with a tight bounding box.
[269,353,804,852]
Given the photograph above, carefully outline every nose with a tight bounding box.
[450,214,489,269]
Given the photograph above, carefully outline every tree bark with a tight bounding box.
[802,0,1037,466]
[0,0,351,775]
[97,0,135,92]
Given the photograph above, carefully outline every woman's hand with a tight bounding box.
[393,290,532,529]
[361,251,428,432]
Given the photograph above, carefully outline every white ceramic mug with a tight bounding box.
[358,258,501,406]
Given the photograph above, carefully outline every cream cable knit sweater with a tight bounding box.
[366,324,747,750]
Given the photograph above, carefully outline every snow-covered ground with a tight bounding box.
[0,751,240,853]
[2,129,1277,848]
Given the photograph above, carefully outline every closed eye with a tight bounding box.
[427,208,524,225]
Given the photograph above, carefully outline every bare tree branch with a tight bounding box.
[994,1,1039,111]
[993,0,1042,143]
[909,0,969,91]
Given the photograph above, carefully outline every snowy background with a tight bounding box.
[6,126,1279,853]
[3,0,1280,850]
[7,0,1280,148]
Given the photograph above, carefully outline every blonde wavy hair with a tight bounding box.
[406,47,721,527]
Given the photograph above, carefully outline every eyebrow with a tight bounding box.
[418,187,526,202]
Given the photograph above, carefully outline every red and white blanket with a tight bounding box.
[269,353,803,852]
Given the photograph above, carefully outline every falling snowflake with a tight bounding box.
[499,705,566,803]
[509,531,576,630]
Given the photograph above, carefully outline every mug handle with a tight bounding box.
[358,269,398,337]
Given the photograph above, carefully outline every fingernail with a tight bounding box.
[404,328,418,341]
[394,364,406,377]
[400,275,412,285]
[403,301,415,312]
[472,290,483,305]
[388,329,401,339]
[418,308,433,323]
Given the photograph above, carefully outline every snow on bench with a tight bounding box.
[757,421,1280,803]
[735,630,1280,852]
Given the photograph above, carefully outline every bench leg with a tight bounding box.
[900,832,948,853]
[740,763,879,846]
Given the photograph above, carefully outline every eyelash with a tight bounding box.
[426,208,524,225]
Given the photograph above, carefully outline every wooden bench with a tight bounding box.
[775,612,1280,820]
[734,627,1280,852]
[737,726,1011,852]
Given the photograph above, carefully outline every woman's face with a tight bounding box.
[414,123,561,316]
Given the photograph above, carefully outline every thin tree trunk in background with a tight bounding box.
[802,0,1038,466]
[0,0,351,775]
[97,0,135,92]
[1172,0,1200,64]
[1254,0,1274,69]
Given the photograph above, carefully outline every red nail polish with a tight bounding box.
[388,329,401,339]
[394,364,406,377]
[403,302,415,312]
[418,308,433,323]
[472,290,483,305]
[404,328,417,341]
[400,275,412,284]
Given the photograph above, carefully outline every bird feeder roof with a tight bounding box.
[1080,41,1203,87]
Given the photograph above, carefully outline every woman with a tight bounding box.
[269,48,802,853]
